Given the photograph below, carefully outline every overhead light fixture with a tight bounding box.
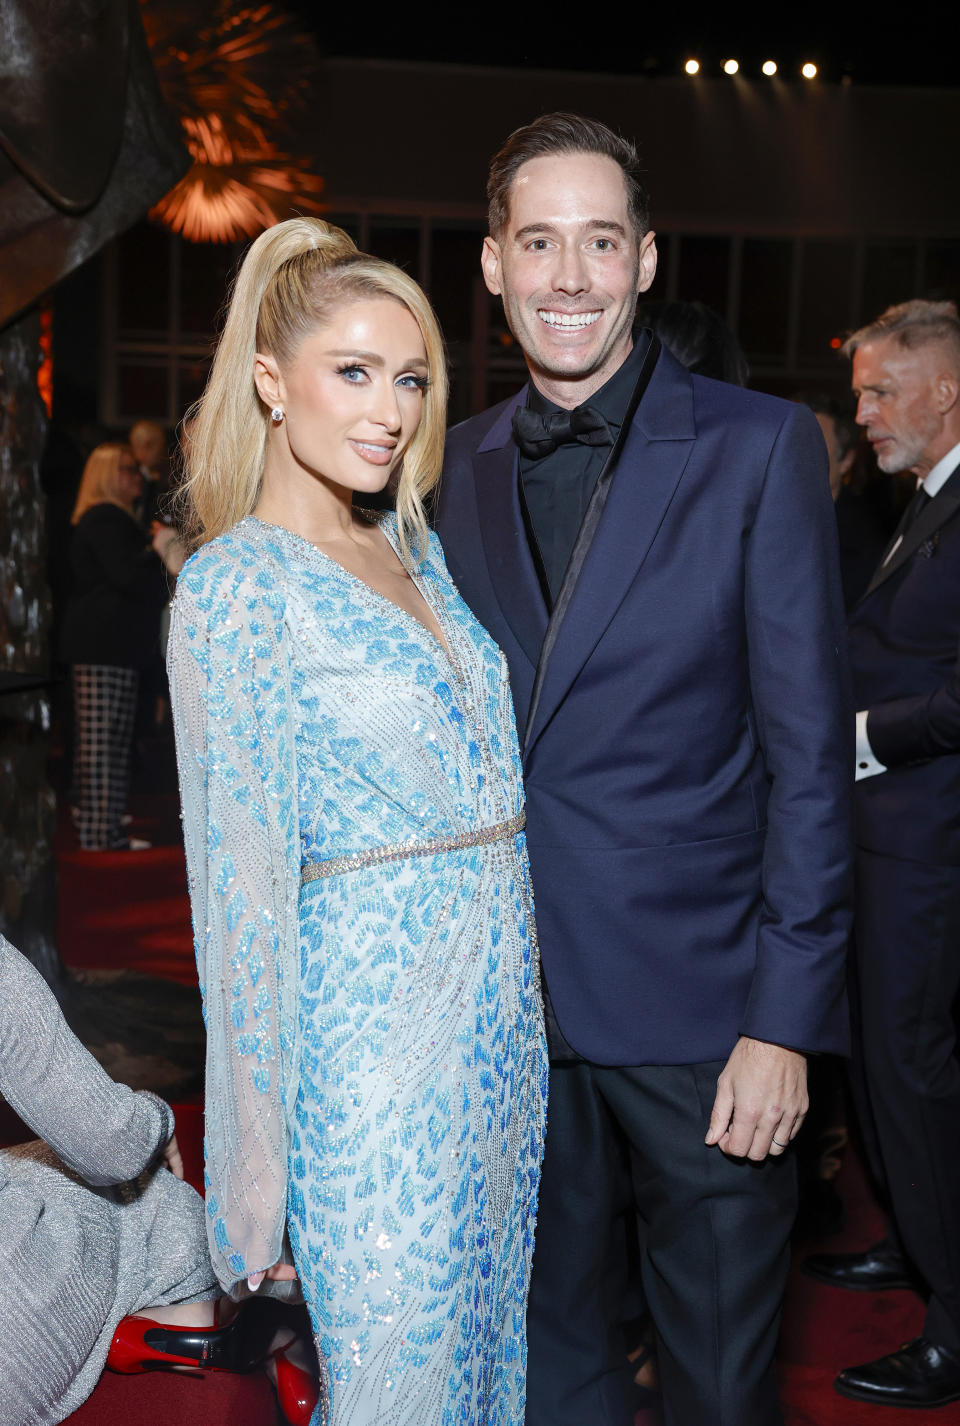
[762,60,777,76]
[801,62,818,79]
[684,58,700,75]
[723,59,739,75]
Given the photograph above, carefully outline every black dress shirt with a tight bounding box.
[518,335,650,1061]
[519,333,651,606]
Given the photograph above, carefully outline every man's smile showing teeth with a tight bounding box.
[537,310,602,329]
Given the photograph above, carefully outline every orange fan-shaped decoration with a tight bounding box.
[142,1,324,243]
[150,114,323,243]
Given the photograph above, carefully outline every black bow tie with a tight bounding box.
[512,403,613,460]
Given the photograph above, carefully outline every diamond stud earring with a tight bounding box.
[271,406,284,424]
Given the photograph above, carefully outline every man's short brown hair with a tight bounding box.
[842,299,960,363]
[487,112,651,242]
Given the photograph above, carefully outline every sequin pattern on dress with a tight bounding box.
[168,513,547,1425]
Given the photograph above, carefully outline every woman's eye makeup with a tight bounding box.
[334,363,429,391]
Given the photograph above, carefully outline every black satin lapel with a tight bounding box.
[476,441,549,669]
[863,485,960,599]
[523,337,665,755]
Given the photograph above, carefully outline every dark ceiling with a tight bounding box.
[286,11,954,89]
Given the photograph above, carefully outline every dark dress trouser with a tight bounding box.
[848,846,960,1352]
[525,1058,797,1426]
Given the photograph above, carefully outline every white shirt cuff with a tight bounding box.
[855,710,886,781]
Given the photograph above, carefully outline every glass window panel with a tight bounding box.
[179,241,240,340]
[486,376,529,409]
[117,363,170,422]
[861,243,917,325]
[675,236,730,316]
[447,365,475,427]
[484,288,519,359]
[924,242,960,303]
[798,241,856,363]
[324,213,362,245]
[429,226,486,345]
[177,358,212,422]
[739,239,792,365]
[367,221,420,275]
[117,222,171,336]
[752,374,818,401]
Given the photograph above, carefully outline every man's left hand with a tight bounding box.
[705,1036,808,1161]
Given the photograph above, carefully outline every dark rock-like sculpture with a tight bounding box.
[0,0,188,981]
[0,313,58,981]
[0,0,188,325]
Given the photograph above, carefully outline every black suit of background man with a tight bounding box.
[806,300,960,1411]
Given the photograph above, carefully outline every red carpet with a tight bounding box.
[56,791,198,986]
[57,845,197,985]
[52,791,960,1426]
[779,1145,960,1425]
[65,1368,279,1426]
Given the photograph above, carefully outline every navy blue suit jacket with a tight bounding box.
[436,345,853,1065]
[849,463,960,866]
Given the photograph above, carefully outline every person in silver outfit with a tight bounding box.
[0,935,218,1426]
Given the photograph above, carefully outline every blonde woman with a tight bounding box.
[166,219,546,1425]
[61,443,181,850]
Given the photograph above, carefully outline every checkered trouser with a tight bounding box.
[72,664,139,850]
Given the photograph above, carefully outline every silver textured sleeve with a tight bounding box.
[0,937,170,1185]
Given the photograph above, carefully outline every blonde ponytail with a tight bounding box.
[178,218,448,565]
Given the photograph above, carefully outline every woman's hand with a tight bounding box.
[247,1263,299,1290]
[162,1132,185,1180]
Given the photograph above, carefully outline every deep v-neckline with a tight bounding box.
[247,514,455,664]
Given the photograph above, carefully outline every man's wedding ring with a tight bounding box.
[772,1136,789,1148]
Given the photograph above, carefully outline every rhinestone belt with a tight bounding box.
[301,811,526,884]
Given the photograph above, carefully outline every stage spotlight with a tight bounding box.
[801,62,818,79]
[762,60,777,76]
[723,59,739,75]
[684,58,700,75]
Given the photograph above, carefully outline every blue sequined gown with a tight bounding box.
[168,514,546,1425]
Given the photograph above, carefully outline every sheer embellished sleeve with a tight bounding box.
[167,535,301,1292]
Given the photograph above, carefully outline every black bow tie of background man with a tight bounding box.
[512,403,614,460]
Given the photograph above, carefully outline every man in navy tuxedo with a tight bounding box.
[435,113,853,1426]
[804,301,960,1409]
